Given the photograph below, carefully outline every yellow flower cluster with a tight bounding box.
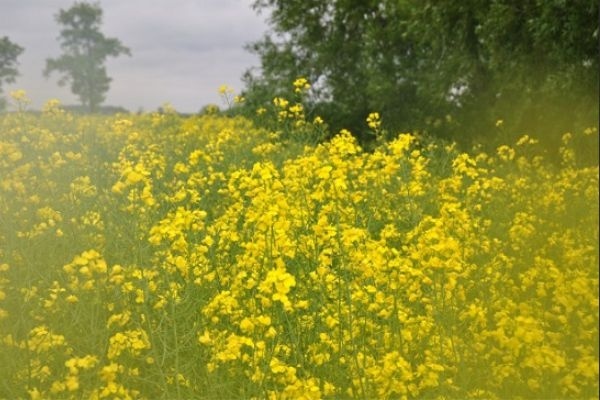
[0,93,597,399]
[258,78,327,144]
[293,77,311,93]
[366,111,381,130]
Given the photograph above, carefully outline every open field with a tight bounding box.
[0,100,598,399]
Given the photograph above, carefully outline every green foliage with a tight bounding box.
[0,36,24,110]
[44,2,130,113]
[407,0,599,148]
[243,0,599,149]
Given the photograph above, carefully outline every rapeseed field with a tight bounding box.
[0,91,598,399]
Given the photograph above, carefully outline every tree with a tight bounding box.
[0,36,24,110]
[243,0,599,148]
[403,0,599,148]
[44,2,130,113]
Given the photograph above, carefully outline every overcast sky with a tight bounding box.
[0,0,269,113]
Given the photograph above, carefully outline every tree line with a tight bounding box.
[239,0,599,149]
[0,2,129,113]
[2,1,598,150]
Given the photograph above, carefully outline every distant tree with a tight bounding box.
[0,36,24,110]
[44,2,130,113]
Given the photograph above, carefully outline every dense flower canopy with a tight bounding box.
[0,92,598,399]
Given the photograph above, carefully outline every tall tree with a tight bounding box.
[44,2,130,113]
[243,0,599,147]
[0,36,24,110]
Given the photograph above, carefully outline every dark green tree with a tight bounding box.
[243,0,599,148]
[0,36,24,110]
[405,0,599,148]
[44,1,130,113]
